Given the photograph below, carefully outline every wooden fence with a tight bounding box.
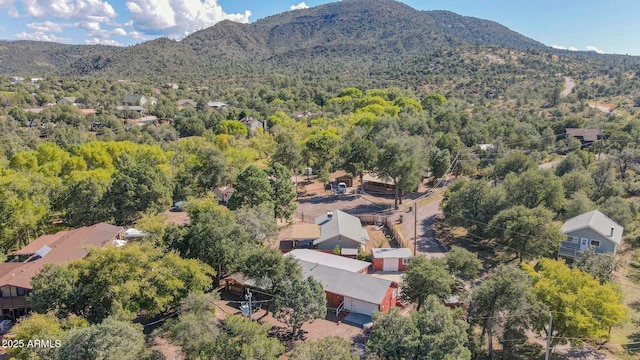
[357,215,410,249]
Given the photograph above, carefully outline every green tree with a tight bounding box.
[401,256,454,310]
[564,191,596,219]
[339,135,378,191]
[445,246,483,281]
[492,152,536,182]
[163,293,220,359]
[216,119,249,137]
[502,169,565,211]
[470,264,541,358]
[421,93,447,116]
[228,165,273,210]
[367,298,470,360]
[272,277,327,337]
[272,133,303,172]
[217,315,284,360]
[429,147,451,180]
[290,336,357,360]
[6,312,84,360]
[180,204,250,285]
[29,243,213,323]
[575,246,617,283]
[268,162,297,220]
[106,158,172,225]
[376,140,420,208]
[523,259,627,346]
[488,206,564,262]
[304,130,341,178]
[62,177,109,227]
[366,308,419,359]
[57,317,148,360]
[442,179,505,236]
[561,171,596,198]
[235,203,278,243]
[601,195,638,227]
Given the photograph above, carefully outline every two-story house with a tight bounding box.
[558,210,623,260]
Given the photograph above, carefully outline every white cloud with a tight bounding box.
[112,27,127,36]
[84,37,122,46]
[290,2,308,10]
[585,45,604,54]
[16,0,117,21]
[125,0,251,38]
[26,20,68,32]
[551,44,580,52]
[14,30,72,43]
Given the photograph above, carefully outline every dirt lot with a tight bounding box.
[215,290,364,357]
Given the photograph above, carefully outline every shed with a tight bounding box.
[372,248,413,272]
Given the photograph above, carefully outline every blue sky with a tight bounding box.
[0,0,638,55]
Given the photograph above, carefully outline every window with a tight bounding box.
[590,240,601,247]
[565,236,578,243]
[402,258,411,265]
[16,287,25,296]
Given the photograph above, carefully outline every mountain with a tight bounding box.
[0,0,569,78]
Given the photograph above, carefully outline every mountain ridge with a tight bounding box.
[0,0,595,78]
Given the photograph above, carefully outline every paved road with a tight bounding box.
[394,197,448,258]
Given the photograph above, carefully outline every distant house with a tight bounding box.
[0,223,124,319]
[240,117,266,133]
[116,105,145,115]
[292,110,313,118]
[10,77,23,84]
[565,128,603,147]
[163,83,179,90]
[123,94,149,107]
[177,99,197,107]
[57,97,77,105]
[207,101,227,109]
[330,170,354,188]
[214,186,234,204]
[285,249,371,274]
[314,210,369,252]
[558,210,623,260]
[362,173,395,193]
[372,248,413,272]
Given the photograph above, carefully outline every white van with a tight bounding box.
[337,182,347,194]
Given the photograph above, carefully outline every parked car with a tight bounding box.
[337,182,347,194]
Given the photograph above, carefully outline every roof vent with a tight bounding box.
[327,212,333,219]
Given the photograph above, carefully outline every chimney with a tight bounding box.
[610,226,614,237]
[327,212,333,219]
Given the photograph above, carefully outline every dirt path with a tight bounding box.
[561,76,575,98]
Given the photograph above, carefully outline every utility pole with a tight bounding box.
[246,289,253,321]
[545,312,553,360]
[413,202,418,255]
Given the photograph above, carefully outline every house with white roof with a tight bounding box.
[285,249,371,274]
[558,210,623,260]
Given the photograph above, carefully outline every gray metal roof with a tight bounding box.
[314,210,369,246]
[372,248,413,259]
[561,210,623,245]
[298,260,392,305]
[285,249,371,273]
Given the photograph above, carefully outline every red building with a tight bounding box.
[371,248,413,272]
